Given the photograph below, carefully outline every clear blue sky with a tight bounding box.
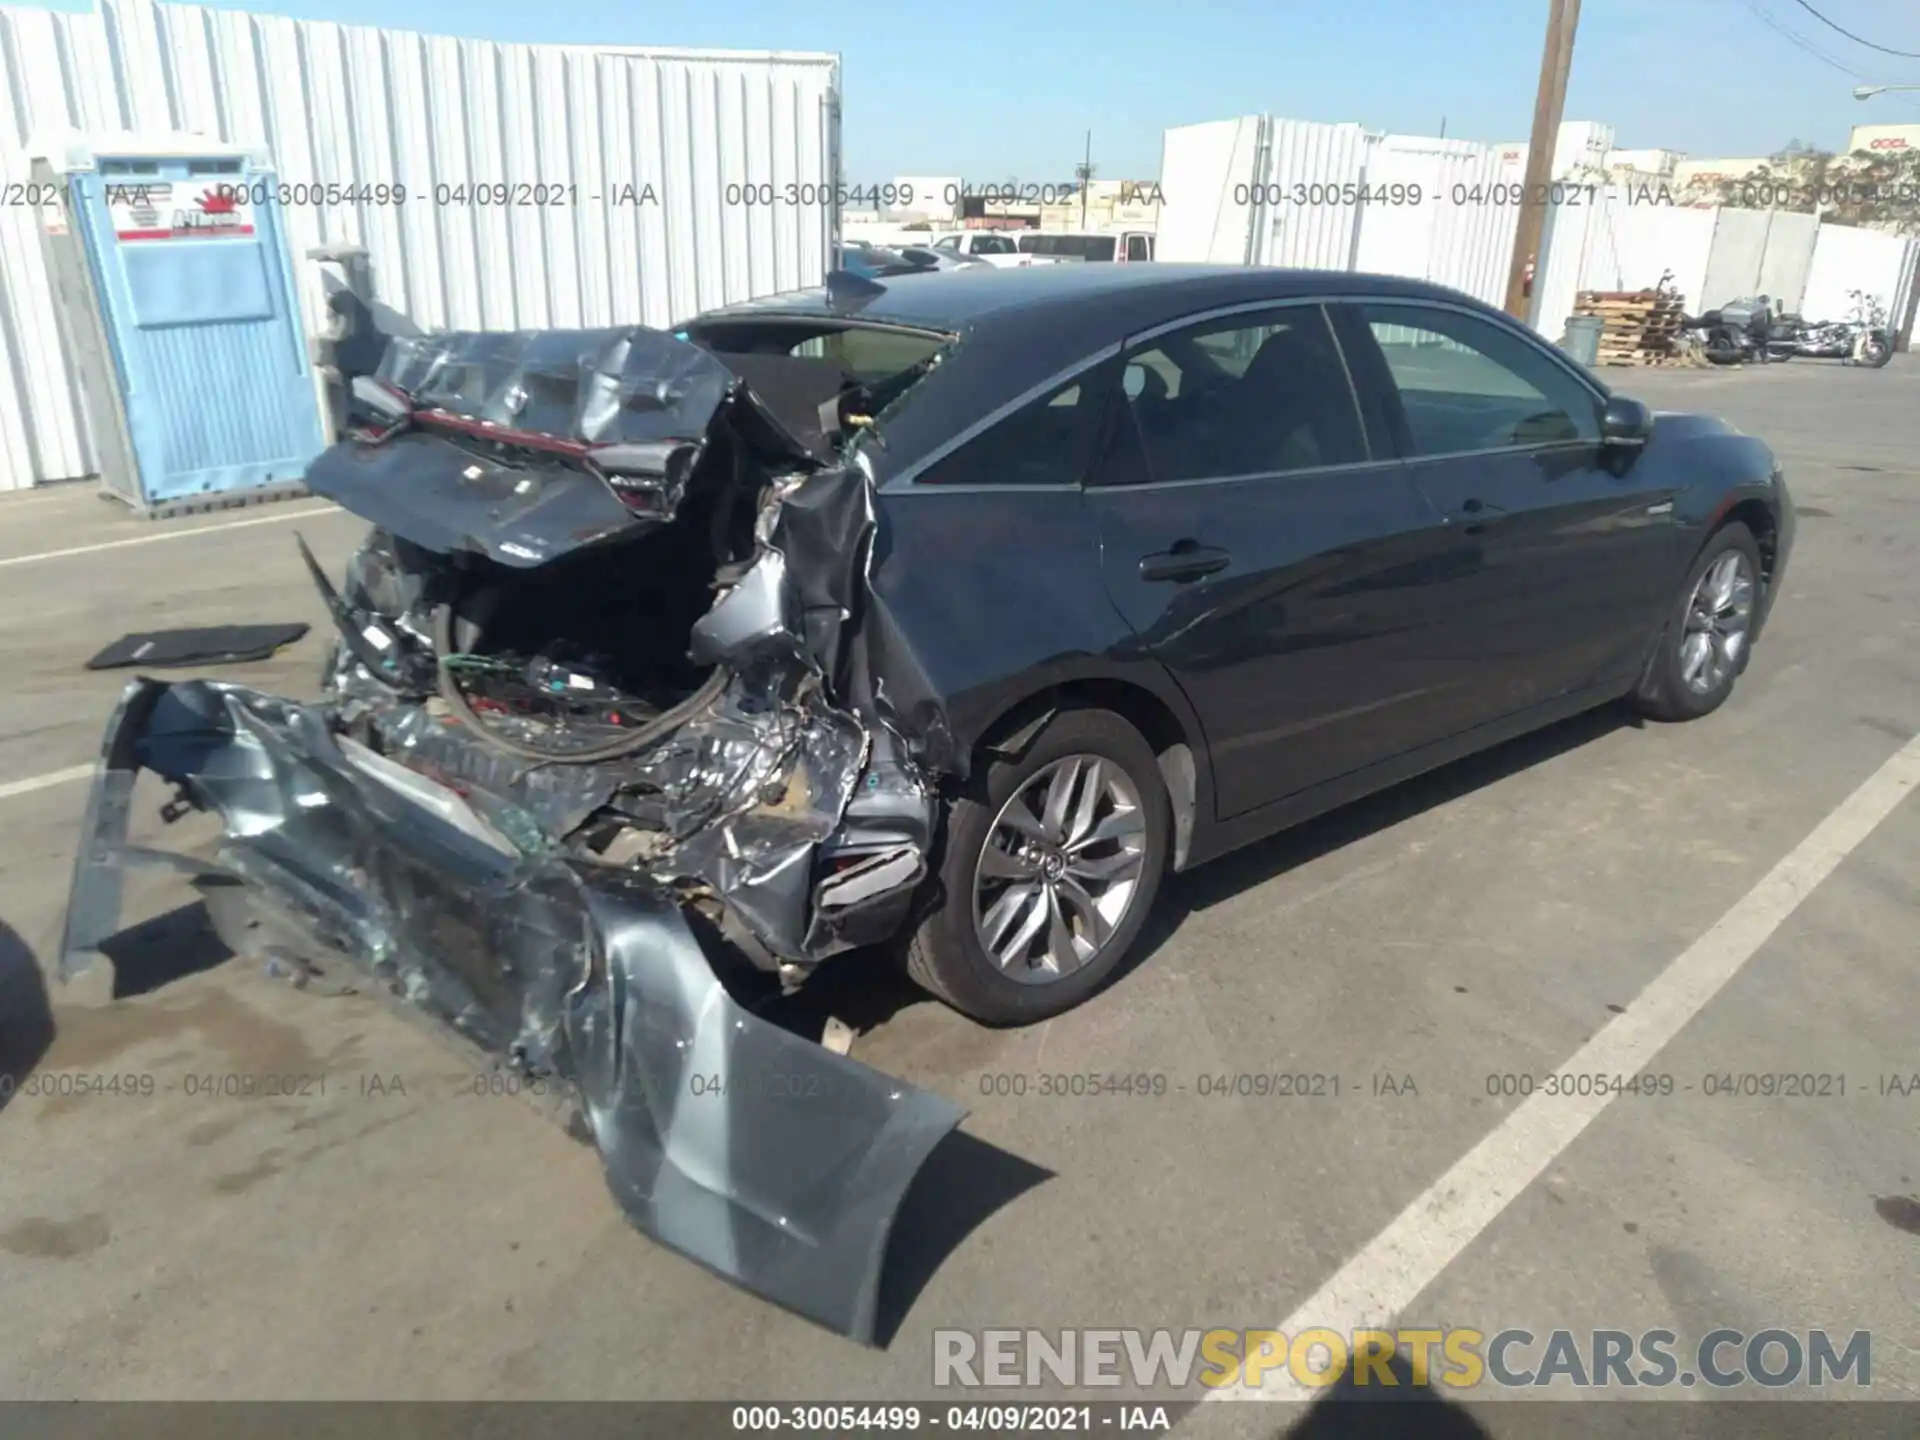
[28,0,1920,177]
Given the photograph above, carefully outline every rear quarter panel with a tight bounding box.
[871,484,1205,775]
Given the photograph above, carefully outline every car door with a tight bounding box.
[1089,300,1466,820]
[1332,301,1684,729]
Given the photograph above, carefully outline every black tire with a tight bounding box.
[1632,523,1764,723]
[1859,332,1893,369]
[905,707,1170,1025]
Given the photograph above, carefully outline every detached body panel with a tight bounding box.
[61,678,962,1343]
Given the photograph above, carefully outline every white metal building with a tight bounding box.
[0,0,841,491]
[1845,123,1920,156]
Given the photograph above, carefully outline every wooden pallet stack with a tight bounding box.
[1572,289,1701,366]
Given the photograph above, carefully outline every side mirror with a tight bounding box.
[1600,394,1654,446]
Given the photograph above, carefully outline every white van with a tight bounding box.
[1014,231,1156,263]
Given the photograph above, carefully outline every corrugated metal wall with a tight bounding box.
[0,0,840,490]
[1159,117,1530,308]
[1250,119,1370,271]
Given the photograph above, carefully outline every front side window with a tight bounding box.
[916,363,1117,487]
[976,233,1015,254]
[1112,306,1366,484]
[1356,303,1600,456]
[932,235,960,251]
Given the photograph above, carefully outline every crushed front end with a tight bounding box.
[60,325,960,1341]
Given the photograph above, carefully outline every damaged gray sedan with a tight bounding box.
[61,263,1794,1338]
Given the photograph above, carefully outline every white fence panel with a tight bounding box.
[1699,209,1787,311]
[1801,223,1920,332]
[0,0,839,489]
[1755,210,1818,314]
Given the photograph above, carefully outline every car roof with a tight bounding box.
[693,263,1477,336]
[688,265,1529,483]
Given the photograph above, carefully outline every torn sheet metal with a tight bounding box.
[313,328,822,570]
[60,321,964,1336]
[61,678,963,1342]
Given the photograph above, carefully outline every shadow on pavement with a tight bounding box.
[1273,1354,1495,1438]
[0,916,54,1116]
[873,1130,1052,1350]
[98,899,235,999]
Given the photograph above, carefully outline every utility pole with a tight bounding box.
[1503,0,1582,320]
[1076,131,1093,228]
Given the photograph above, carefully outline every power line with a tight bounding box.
[1734,0,1920,110]
[1784,0,1920,59]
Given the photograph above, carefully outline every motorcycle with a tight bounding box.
[1680,294,1796,366]
[1788,290,1893,368]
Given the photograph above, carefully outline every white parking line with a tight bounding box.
[0,504,338,569]
[1206,729,1920,1405]
[0,763,95,801]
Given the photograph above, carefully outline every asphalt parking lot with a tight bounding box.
[0,356,1914,1435]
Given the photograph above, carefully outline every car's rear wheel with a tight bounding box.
[905,707,1169,1025]
[1632,522,1762,722]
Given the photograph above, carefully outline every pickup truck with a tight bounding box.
[925,232,1062,268]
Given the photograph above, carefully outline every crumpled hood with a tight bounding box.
[307,327,820,569]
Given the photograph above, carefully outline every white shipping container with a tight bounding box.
[0,0,841,490]
[1156,115,1609,311]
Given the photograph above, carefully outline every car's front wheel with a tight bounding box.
[905,707,1170,1025]
[1632,522,1763,722]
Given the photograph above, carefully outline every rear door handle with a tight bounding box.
[1139,544,1231,583]
[1456,496,1508,533]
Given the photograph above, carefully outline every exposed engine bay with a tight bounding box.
[60,321,978,1341]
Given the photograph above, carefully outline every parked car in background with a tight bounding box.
[1015,229,1156,263]
[894,245,992,272]
[927,231,1058,268]
[835,243,938,278]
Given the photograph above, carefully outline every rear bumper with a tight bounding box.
[62,677,963,1343]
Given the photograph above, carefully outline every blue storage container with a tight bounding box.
[31,137,325,517]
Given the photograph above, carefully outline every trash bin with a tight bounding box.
[1560,314,1604,367]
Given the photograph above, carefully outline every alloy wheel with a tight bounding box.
[972,754,1148,984]
[1679,551,1755,696]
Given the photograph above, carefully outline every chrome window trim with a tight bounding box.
[884,286,1608,493]
[1083,456,1396,494]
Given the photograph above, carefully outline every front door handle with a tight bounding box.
[1140,543,1231,583]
